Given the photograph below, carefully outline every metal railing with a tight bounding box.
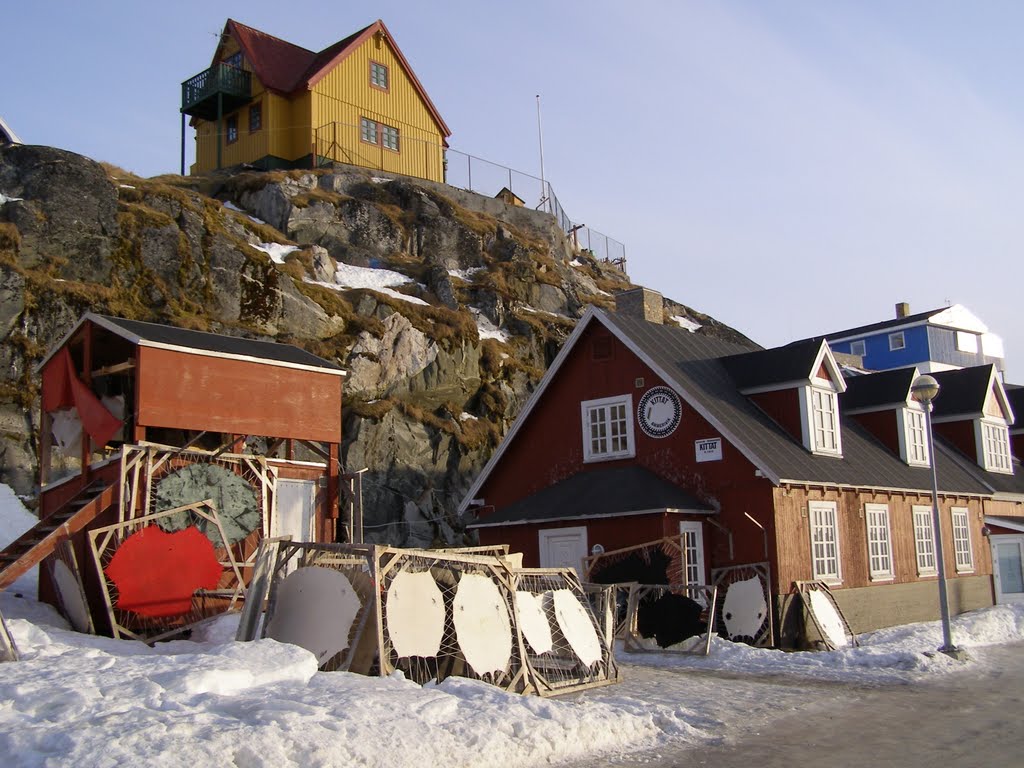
[312,121,626,268]
[181,64,252,114]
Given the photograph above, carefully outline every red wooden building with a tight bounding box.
[0,313,345,637]
[461,289,1021,643]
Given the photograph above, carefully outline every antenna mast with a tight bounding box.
[536,94,549,213]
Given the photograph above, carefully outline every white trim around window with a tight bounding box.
[977,419,1013,474]
[897,406,930,467]
[581,394,635,463]
[889,331,906,351]
[680,521,706,587]
[864,503,894,581]
[800,386,843,457]
[809,501,842,583]
[951,506,974,573]
[849,339,866,357]
[912,505,937,576]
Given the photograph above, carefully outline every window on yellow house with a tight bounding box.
[360,117,400,152]
[224,51,243,69]
[226,115,239,144]
[370,61,389,90]
[360,117,378,144]
[249,102,262,133]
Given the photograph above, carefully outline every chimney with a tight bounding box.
[616,287,664,324]
[895,302,910,319]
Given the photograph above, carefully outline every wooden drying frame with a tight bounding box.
[260,541,379,673]
[373,546,534,694]
[46,539,96,635]
[583,536,687,585]
[621,583,719,656]
[511,567,621,696]
[88,499,245,642]
[710,561,775,647]
[793,580,858,651]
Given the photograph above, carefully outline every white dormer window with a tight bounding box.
[801,386,842,456]
[898,407,929,467]
[849,340,866,357]
[813,389,839,452]
[889,332,906,351]
[978,419,1012,473]
[581,395,635,462]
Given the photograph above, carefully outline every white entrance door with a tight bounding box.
[539,526,588,576]
[274,479,316,544]
[992,536,1024,604]
[679,521,707,587]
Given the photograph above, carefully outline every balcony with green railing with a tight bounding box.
[180,64,252,121]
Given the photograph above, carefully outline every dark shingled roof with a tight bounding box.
[470,465,713,527]
[721,338,822,390]
[601,311,989,495]
[840,367,916,411]
[95,314,342,371]
[929,366,996,418]
[935,436,1024,496]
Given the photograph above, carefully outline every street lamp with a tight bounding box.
[911,374,967,660]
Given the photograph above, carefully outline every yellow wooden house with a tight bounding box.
[180,19,451,182]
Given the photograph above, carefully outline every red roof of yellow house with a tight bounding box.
[220,19,451,138]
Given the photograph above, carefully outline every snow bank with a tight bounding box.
[252,241,299,264]
[0,484,38,597]
[0,603,702,768]
[306,263,429,306]
[625,603,1024,684]
[470,309,510,342]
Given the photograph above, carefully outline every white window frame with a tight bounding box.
[977,419,1012,474]
[889,331,906,351]
[912,505,937,576]
[898,406,930,467]
[951,507,974,573]
[801,386,842,456]
[809,501,841,583]
[864,503,894,581]
[849,339,866,357]
[581,394,635,463]
[679,521,706,587]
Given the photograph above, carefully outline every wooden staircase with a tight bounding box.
[0,481,115,591]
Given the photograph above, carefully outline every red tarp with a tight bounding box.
[42,347,122,447]
[105,526,223,618]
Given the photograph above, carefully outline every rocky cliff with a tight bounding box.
[0,144,750,544]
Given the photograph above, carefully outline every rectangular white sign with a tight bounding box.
[695,437,722,463]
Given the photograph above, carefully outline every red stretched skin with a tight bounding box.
[105,526,222,618]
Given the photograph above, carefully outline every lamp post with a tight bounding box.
[911,374,966,660]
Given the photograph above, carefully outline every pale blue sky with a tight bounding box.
[4,1,1022,378]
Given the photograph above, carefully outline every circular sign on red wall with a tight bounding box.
[637,386,682,438]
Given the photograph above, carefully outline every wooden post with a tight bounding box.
[80,324,93,482]
[328,443,340,540]
[39,405,51,488]
[132,351,145,443]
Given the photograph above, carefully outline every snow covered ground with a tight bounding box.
[2,485,1024,767]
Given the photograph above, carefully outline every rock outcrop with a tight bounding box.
[0,144,748,542]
